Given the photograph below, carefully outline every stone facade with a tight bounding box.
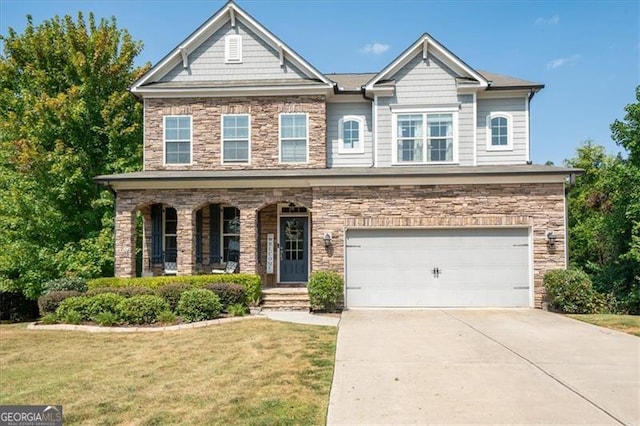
[144,96,327,170]
[113,182,565,308]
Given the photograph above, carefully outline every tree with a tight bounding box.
[0,13,149,298]
[566,87,640,313]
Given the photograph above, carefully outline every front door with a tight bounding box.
[279,217,308,282]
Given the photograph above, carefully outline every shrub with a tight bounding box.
[86,287,155,298]
[543,269,614,314]
[84,293,126,322]
[176,289,222,322]
[40,313,58,324]
[38,291,82,316]
[204,283,246,309]
[55,296,92,322]
[0,291,39,322]
[118,295,170,325]
[308,271,343,312]
[227,303,247,317]
[157,310,177,324]
[42,277,88,294]
[94,311,119,327]
[155,283,193,311]
[88,274,261,305]
[63,310,82,325]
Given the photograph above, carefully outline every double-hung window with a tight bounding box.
[280,113,308,163]
[164,116,191,165]
[339,116,364,153]
[222,207,240,262]
[487,113,512,151]
[222,114,250,163]
[395,112,456,163]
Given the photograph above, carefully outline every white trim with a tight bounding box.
[163,115,193,166]
[278,44,284,66]
[338,116,365,154]
[366,86,395,97]
[142,98,147,170]
[486,112,513,152]
[229,7,235,27]
[373,95,378,167]
[422,39,428,60]
[224,34,242,63]
[477,90,532,99]
[131,2,334,91]
[365,34,488,91]
[472,92,477,166]
[133,85,333,98]
[528,226,535,307]
[390,104,460,113]
[563,186,568,268]
[179,46,188,68]
[221,114,251,164]
[276,205,311,284]
[278,112,309,164]
[525,96,531,163]
[392,111,459,165]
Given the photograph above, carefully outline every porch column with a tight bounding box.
[140,206,152,275]
[114,202,136,278]
[239,208,257,274]
[176,207,196,275]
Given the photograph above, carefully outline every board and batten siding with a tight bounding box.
[327,102,373,167]
[160,21,308,83]
[375,53,475,167]
[476,97,528,165]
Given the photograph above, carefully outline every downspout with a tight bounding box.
[361,86,376,167]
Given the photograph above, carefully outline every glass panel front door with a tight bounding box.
[279,217,308,282]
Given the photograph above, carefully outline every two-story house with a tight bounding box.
[96,1,580,308]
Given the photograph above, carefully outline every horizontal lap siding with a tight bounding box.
[161,21,308,82]
[477,97,528,164]
[376,54,474,166]
[327,102,373,167]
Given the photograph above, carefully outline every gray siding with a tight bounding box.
[161,21,308,82]
[476,97,528,165]
[327,102,373,167]
[375,53,475,166]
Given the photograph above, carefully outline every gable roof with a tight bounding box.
[131,1,334,94]
[478,71,544,90]
[364,33,489,91]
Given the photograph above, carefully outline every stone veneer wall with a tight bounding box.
[144,96,326,170]
[114,182,565,308]
[311,182,566,308]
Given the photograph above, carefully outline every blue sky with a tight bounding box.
[1,0,638,164]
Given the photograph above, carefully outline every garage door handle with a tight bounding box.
[346,286,362,290]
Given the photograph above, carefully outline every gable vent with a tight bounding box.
[225,35,242,63]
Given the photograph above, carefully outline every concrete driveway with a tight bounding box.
[327,309,639,425]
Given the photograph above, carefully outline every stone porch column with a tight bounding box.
[114,202,136,278]
[140,206,152,275]
[177,207,196,275]
[239,208,257,274]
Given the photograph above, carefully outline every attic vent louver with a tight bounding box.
[225,35,242,63]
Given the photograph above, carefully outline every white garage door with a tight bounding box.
[345,228,530,308]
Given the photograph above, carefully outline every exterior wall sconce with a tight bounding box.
[546,232,557,248]
[323,232,332,247]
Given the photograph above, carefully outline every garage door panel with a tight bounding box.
[345,228,530,308]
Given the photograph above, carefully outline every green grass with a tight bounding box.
[567,314,640,337]
[0,319,337,425]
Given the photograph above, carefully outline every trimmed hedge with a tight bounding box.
[155,283,192,311]
[308,271,343,312]
[86,287,155,298]
[204,283,246,310]
[88,274,261,305]
[176,289,222,322]
[38,290,82,316]
[55,296,92,321]
[118,295,170,325]
[84,293,126,322]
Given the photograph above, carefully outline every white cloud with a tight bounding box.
[535,14,560,25]
[546,54,580,70]
[359,42,390,55]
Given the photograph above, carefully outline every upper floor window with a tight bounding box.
[164,116,191,165]
[225,35,242,63]
[222,114,250,163]
[394,112,456,164]
[487,113,512,151]
[339,116,364,154]
[279,113,308,163]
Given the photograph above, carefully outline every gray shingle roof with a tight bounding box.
[478,71,544,89]
[326,73,376,91]
[144,78,325,89]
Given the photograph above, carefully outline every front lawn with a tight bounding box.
[0,319,336,424]
[567,314,640,337]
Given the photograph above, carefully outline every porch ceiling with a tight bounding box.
[95,165,581,191]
